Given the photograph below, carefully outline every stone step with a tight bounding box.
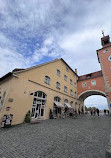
[31,119,43,124]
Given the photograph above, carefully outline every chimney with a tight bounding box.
[75,68,77,74]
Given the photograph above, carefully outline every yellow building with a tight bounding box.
[0,58,83,125]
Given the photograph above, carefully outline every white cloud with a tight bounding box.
[84,95,108,110]
[0,0,111,107]
[0,47,25,76]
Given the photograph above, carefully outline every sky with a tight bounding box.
[0,0,111,109]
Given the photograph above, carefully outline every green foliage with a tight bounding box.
[85,106,88,111]
[24,110,31,123]
[85,106,96,111]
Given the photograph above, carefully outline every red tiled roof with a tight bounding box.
[78,70,103,81]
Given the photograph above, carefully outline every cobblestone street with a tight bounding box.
[0,114,111,158]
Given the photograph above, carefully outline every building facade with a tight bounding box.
[0,59,83,125]
[1,33,111,126]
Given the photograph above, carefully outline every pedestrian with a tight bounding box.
[97,109,99,116]
[49,109,53,119]
[104,109,106,115]
[78,109,81,115]
[90,109,93,116]
[5,115,11,127]
[107,110,109,115]
[93,109,96,116]
[1,115,7,128]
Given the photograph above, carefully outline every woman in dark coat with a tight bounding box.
[97,109,99,116]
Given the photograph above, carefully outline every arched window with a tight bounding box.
[57,69,60,76]
[56,82,60,89]
[64,75,67,81]
[82,82,86,87]
[64,99,68,103]
[34,91,46,99]
[74,82,77,87]
[70,79,72,85]
[75,92,77,97]
[70,90,73,96]
[44,76,50,85]
[1,91,6,107]
[31,91,47,118]
[54,96,61,102]
[64,86,67,93]
[91,80,96,86]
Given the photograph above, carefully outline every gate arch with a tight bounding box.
[78,90,106,101]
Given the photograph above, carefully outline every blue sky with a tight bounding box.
[0,0,111,109]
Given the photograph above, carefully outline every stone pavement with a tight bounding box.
[0,114,111,158]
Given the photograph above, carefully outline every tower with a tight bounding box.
[97,32,111,112]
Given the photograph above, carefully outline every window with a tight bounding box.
[82,82,86,87]
[56,82,60,89]
[86,74,91,79]
[91,80,96,86]
[64,86,67,93]
[54,96,61,102]
[32,91,47,118]
[44,76,50,85]
[70,79,72,85]
[108,55,111,62]
[0,91,6,107]
[34,91,47,99]
[66,67,68,72]
[64,75,67,81]
[64,99,68,104]
[70,90,73,96]
[106,49,109,52]
[74,82,77,87]
[75,92,77,97]
[57,69,60,76]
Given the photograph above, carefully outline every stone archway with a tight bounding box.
[78,90,107,112]
[78,90,106,101]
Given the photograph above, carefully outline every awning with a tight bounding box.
[54,101,64,108]
[65,103,72,108]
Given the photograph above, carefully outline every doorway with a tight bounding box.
[31,91,47,120]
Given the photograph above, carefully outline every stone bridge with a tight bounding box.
[77,70,106,101]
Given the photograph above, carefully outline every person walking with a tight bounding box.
[107,110,109,115]
[78,109,81,115]
[93,109,96,116]
[90,109,93,116]
[104,109,106,115]
[97,108,99,116]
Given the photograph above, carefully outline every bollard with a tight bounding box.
[106,133,111,158]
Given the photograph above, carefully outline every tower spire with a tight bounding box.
[102,30,105,37]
